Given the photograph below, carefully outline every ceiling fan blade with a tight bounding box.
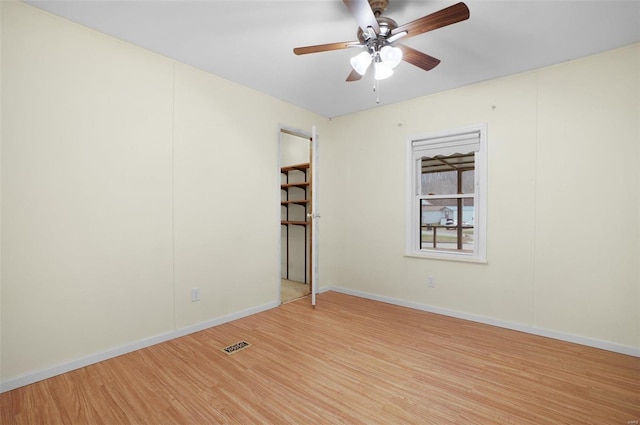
[346,69,363,82]
[293,41,360,55]
[343,0,380,34]
[391,2,469,40]
[398,45,441,71]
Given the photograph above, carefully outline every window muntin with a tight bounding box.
[406,125,487,262]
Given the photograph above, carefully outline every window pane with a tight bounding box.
[420,198,474,252]
[461,170,474,194]
[421,169,457,195]
[421,153,475,196]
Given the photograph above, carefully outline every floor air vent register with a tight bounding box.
[221,341,251,355]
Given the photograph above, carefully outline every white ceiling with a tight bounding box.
[26,0,640,118]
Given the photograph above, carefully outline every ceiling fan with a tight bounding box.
[293,0,470,82]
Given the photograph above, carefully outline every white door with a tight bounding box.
[310,126,319,306]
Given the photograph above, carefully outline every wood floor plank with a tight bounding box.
[1,291,639,424]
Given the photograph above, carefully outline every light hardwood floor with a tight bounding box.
[2,292,639,424]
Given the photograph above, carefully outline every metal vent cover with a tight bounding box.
[221,341,251,355]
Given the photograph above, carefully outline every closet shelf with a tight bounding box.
[281,182,310,189]
[281,163,310,173]
[281,162,311,283]
[281,200,309,206]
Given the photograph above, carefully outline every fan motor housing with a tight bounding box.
[356,16,398,43]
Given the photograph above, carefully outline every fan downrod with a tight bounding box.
[368,0,389,16]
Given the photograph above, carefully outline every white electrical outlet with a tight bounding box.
[427,277,435,288]
[191,287,201,302]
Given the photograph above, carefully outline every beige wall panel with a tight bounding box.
[326,73,538,323]
[172,63,326,328]
[1,2,175,379]
[534,45,639,345]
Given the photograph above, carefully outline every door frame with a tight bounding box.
[278,125,318,306]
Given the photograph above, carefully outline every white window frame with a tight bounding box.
[405,124,487,263]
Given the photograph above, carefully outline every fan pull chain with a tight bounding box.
[374,79,380,104]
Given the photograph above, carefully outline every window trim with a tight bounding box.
[405,124,487,263]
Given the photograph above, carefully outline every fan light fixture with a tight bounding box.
[380,45,402,68]
[350,51,372,75]
[373,58,394,80]
[350,45,402,80]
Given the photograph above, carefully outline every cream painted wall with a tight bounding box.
[280,132,310,167]
[1,0,175,380]
[324,44,640,350]
[0,1,327,382]
[171,64,324,328]
[534,46,639,343]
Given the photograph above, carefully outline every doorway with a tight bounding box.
[280,128,312,304]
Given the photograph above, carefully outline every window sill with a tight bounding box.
[404,251,487,264]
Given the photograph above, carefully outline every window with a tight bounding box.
[406,124,487,262]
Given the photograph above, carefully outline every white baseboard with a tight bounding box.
[330,286,640,358]
[318,285,331,294]
[0,300,280,394]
